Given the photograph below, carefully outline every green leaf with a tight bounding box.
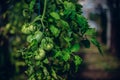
[74,55,82,72]
[64,1,76,11]
[76,14,89,34]
[63,1,76,18]
[64,37,73,42]
[36,71,42,80]
[51,68,57,79]
[60,20,69,29]
[50,25,60,37]
[50,12,60,20]
[54,51,62,58]
[71,44,80,52]
[63,1,76,17]
[70,11,76,19]
[63,63,70,72]
[28,74,35,80]
[64,10,72,18]
[43,67,49,76]
[26,66,34,76]
[76,3,82,14]
[81,39,90,48]
[62,50,70,62]
[74,55,82,66]
[85,28,96,36]
[43,58,49,64]
[91,38,103,55]
[30,39,38,51]
[29,0,36,12]
[76,14,87,25]
[90,38,100,46]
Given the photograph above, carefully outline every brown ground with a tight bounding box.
[77,44,120,80]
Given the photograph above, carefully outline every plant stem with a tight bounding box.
[41,0,47,21]
[41,0,47,31]
[31,15,41,24]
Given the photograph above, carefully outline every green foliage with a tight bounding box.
[50,25,60,37]
[29,0,36,12]
[81,39,90,48]
[74,55,82,72]
[91,38,103,55]
[2,0,29,74]
[71,44,80,52]
[20,0,102,80]
[85,28,96,36]
[50,12,60,20]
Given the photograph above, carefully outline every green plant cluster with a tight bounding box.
[21,0,102,80]
[0,0,28,75]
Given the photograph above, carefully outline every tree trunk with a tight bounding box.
[107,0,120,57]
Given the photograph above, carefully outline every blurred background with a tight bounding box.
[0,0,120,80]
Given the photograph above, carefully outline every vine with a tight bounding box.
[20,0,102,80]
[41,0,47,31]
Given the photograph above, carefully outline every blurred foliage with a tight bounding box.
[0,0,29,79]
